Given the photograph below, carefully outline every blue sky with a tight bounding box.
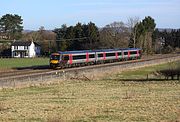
[0,0,179,30]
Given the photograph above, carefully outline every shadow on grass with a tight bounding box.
[113,78,179,82]
[13,65,50,70]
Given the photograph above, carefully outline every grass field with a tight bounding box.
[0,58,49,69]
[0,62,180,121]
[112,61,180,80]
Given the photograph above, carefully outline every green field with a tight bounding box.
[0,58,49,69]
[0,61,180,121]
[112,61,180,80]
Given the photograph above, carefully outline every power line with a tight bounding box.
[0,37,90,43]
[0,40,13,43]
[55,37,89,41]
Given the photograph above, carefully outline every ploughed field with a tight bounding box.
[0,62,180,121]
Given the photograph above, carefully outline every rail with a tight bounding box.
[0,54,180,88]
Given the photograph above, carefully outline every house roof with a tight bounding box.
[11,41,40,46]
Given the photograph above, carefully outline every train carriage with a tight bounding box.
[95,49,122,63]
[50,50,96,68]
[122,48,141,60]
[50,48,142,69]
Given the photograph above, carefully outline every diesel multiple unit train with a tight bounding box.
[50,48,142,69]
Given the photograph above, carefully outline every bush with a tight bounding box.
[157,61,180,80]
[161,45,174,54]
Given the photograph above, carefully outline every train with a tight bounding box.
[49,48,142,69]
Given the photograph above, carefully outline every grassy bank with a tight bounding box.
[0,61,180,121]
[112,61,180,80]
[0,58,49,69]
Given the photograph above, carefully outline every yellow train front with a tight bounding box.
[49,53,61,69]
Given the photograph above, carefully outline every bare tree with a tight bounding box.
[22,31,41,41]
[127,16,140,48]
[21,26,56,54]
[100,21,130,48]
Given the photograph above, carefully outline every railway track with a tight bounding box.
[0,54,180,87]
[0,54,164,78]
[0,68,51,79]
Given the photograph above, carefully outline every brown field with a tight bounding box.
[0,62,180,121]
[0,80,180,121]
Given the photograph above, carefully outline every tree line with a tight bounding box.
[0,14,179,57]
[53,22,99,51]
[153,29,180,53]
[52,16,158,54]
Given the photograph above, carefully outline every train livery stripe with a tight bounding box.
[137,50,139,58]
[115,52,118,59]
[103,52,106,60]
[122,51,124,59]
[128,51,130,59]
[86,52,89,62]
[69,54,73,64]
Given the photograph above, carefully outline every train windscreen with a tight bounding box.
[51,55,60,60]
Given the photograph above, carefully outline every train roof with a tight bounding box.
[55,48,141,54]
[58,50,95,54]
[95,48,141,52]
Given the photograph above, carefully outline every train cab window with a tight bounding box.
[51,55,60,60]
[89,54,95,58]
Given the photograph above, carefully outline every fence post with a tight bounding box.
[13,79,16,88]
[28,76,30,82]
[51,73,53,79]
[41,75,43,82]
[63,71,65,81]
[146,74,149,80]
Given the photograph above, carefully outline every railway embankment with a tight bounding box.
[0,54,180,88]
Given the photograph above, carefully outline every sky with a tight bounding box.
[0,0,180,30]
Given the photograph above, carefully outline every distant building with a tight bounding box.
[11,41,41,58]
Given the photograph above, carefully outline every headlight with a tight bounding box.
[50,60,59,64]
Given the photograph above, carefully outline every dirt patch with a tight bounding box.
[0,68,15,73]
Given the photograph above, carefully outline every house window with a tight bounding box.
[24,46,28,50]
[25,52,28,56]
[14,46,18,50]
[14,52,18,56]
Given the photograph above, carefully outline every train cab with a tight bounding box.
[50,53,61,68]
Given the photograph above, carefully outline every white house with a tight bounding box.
[11,41,41,58]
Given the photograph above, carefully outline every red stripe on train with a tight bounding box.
[69,54,73,64]
[136,50,139,58]
[128,51,130,59]
[115,52,118,59]
[86,52,89,62]
[103,52,106,60]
